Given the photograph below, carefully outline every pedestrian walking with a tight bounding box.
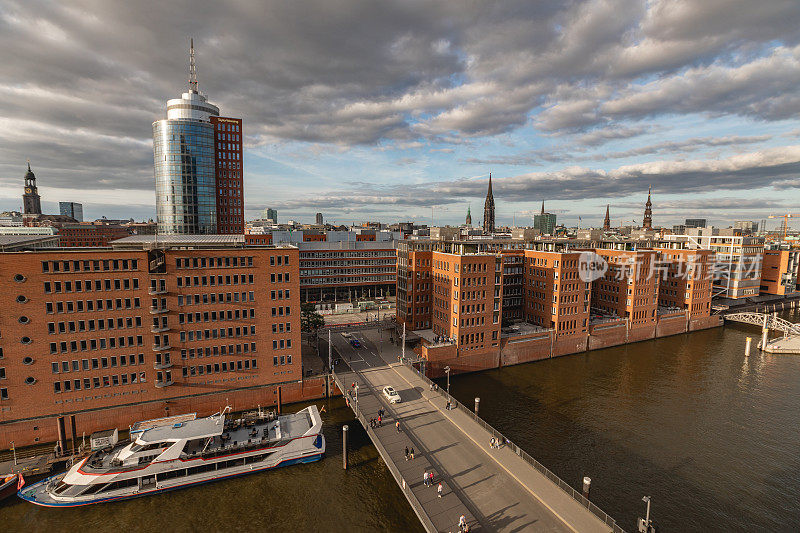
[429,471,435,486]
[437,482,443,498]
[423,471,428,486]
[459,514,467,532]
[409,447,414,460]
[378,414,382,427]
[405,446,409,461]
[396,421,400,432]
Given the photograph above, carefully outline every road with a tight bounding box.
[332,328,614,533]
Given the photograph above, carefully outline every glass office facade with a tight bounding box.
[153,119,217,234]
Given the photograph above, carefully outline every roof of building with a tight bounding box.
[111,234,296,250]
[0,234,60,251]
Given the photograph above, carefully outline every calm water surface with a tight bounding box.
[2,311,799,532]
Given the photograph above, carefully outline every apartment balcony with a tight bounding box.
[154,379,174,388]
[151,325,170,333]
[149,306,169,314]
[153,360,173,370]
[148,288,168,295]
[152,344,172,352]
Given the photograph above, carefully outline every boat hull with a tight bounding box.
[0,475,18,502]
[18,450,323,508]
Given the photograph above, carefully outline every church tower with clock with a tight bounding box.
[22,161,42,216]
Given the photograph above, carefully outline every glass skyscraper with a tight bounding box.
[153,42,220,235]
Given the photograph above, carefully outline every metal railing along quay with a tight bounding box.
[330,369,438,533]
[404,362,626,533]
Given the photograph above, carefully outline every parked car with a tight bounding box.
[350,338,361,348]
[382,386,401,403]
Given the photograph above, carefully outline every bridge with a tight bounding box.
[330,328,623,533]
[723,312,800,336]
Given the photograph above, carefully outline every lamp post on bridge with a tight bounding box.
[638,496,653,532]
[444,365,451,395]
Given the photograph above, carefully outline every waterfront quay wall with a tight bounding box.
[1,375,333,448]
[422,314,723,378]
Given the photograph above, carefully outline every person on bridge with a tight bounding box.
[423,471,429,486]
[404,446,409,461]
[437,482,443,498]
[459,514,467,531]
[409,447,414,460]
[395,421,400,432]
[378,414,382,427]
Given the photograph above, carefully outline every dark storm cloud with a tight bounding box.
[1,0,800,200]
[279,145,800,210]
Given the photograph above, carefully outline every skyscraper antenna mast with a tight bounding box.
[189,38,198,93]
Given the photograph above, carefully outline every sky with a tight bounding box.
[1,0,800,230]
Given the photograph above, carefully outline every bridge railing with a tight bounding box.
[330,369,438,533]
[404,362,626,533]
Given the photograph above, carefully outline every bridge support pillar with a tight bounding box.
[745,337,752,356]
[342,425,349,470]
[761,315,769,350]
[582,476,591,500]
[474,397,480,417]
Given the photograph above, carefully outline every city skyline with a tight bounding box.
[0,1,799,228]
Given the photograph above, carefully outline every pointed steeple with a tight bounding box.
[603,204,611,231]
[483,173,495,234]
[642,185,653,229]
[540,200,545,215]
[466,205,472,226]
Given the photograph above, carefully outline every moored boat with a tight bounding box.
[0,473,20,502]
[18,405,325,507]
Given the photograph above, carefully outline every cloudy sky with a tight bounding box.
[2,0,800,229]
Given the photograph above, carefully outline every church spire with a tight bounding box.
[466,205,472,226]
[603,204,610,231]
[483,173,495,234]
[541,200,545,215]
[642,186,653,229]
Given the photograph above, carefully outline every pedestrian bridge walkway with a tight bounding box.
[332,355,622,532]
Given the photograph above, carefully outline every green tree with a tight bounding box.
[301,302,325,333]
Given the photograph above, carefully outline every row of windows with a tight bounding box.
[48,316,143,334]
[179,309,256,324]
[273,354,293,366]
[271,306,292,317]
[175,256,254,269]
[50,336,144,354]
[44,278,140,293]
[46,298,141,314]
[178,292,255,305]
[270,290,290,300]
[180,343,257,358]
[178,325,256,342]
[177,274,254,287]
[54,372,146,393]
[51,354,145,373]
[269,273,290,283]
[182,358,257,378]
[41,259,139,273]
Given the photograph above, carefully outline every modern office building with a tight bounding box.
[759,248,799,296]
[264,208,278,223]
[733,220,759,234]
[0,235,303,446]
[533,202,557,235]
[153,41,243,235]
[59,202,84,222]
[315,213,324,225]
[685,218,706,228]
[212,116,244,234]
[663,228,765,299]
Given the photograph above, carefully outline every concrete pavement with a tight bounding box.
[332,328,615,533]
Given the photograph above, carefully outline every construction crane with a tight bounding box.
[767,213,800,240]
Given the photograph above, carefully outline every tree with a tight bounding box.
[301,302,325,333]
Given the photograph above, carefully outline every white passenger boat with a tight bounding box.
[18,405,325,507]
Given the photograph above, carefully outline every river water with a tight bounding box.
[2,312,799,531]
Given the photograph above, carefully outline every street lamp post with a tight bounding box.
[444,366,451,395]
[638,496,652,532]
[11,441,17,466]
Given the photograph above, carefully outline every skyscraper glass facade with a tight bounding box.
[153,119,217,234]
